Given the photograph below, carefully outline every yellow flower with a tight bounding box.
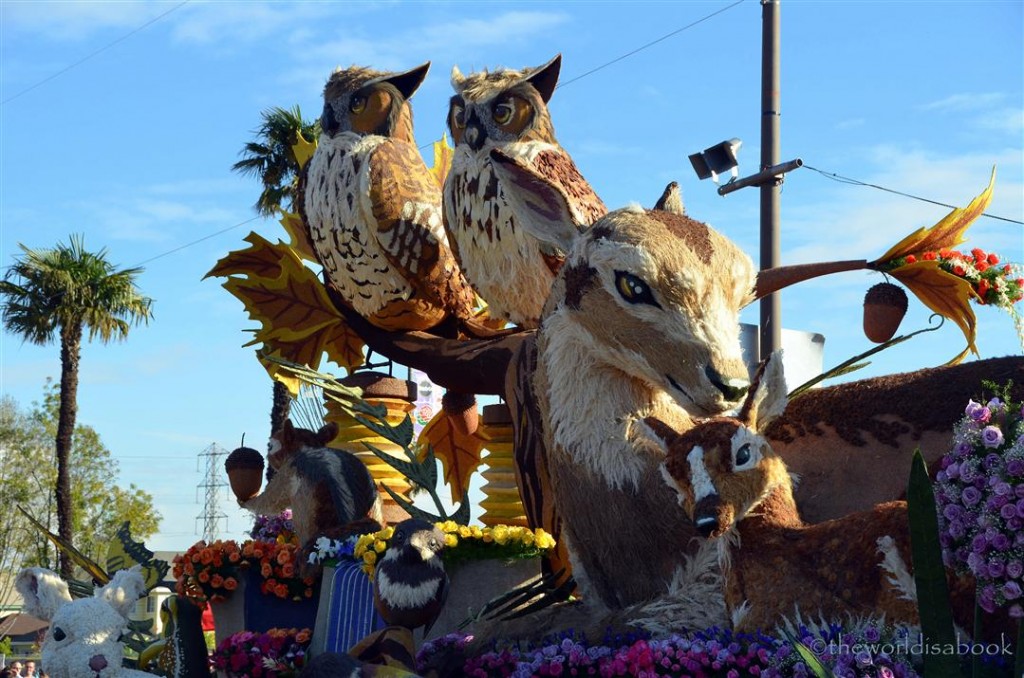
[374,540,387,553]
[439,520,458,533]
[458,525,472,538]
[535,529,556,550]
[492,525,509,546]
[470,525,483,538]
[363,551,377,566]
[362,564,374,578]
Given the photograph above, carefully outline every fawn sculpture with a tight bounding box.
[649,353,962,632]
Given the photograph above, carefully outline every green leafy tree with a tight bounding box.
[232,105,320,435]
[0,388,160,603]
[0,236,153,579]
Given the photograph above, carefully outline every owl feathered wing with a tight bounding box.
[489,146,607,256]
[368,139,477,321]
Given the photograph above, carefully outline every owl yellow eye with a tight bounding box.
[493,101,514,125]
[452,104,466,129]
[349,95,366,114]
[614,271,660,308]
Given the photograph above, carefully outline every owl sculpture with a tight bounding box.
[444,54,607,328]
[304,62,476,332]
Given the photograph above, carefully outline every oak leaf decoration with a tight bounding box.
[204,231,292,281]
[427,134,454,189]
[418,409,487,504]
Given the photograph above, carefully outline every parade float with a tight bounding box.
[19,55,1024,678]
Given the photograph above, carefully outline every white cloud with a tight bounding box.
[920,92,1005,112]
[1,1,160,41]
[835,118,865,130]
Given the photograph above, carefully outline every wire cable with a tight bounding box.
[132,215,262,267]
[1,1,191,106]
[804,165,1023,225]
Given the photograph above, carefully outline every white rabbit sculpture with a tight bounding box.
[15,566,159,678]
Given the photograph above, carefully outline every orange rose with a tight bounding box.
[210,574,224,588]
[275,583,288,598]
[304,588,313,599]
[198,571,210,583]
[228,551,240,563]
[281,563,295,578]
[261,563,273,578]
[277,549,290,565]
[296,630,310,643]
[223,577,238,591]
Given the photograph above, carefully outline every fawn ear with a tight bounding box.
[641,416,680,448]
[15,568,72,621]
[739,351,788,431]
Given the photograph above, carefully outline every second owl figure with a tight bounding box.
[445,54,607,328]
[304,62,476,333]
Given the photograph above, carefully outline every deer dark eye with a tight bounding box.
[349,94,366,114]
[394,530,404,542]
[614,271,660,308]
[735,443,752,467]
[53,627,66,641]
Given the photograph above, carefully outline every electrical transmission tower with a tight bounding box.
[196,443,229,540]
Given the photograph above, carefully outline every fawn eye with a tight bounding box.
[53,626,67,641]
[349,94,366,114]
[734,443,752,468]
[614,272,660,308]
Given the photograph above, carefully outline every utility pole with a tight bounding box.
[760,0,782,359]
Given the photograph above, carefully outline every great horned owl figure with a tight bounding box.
[304,62,476,332]
[444,54,607,329]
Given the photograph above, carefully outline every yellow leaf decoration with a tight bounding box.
[279,210,319,263]
[872,169,997,364]
[291,130,317,170]
[204,232,293,280]
[875,167,996,264]
[887,260,977,364]
[427,134,454,189]
[212,231,365,392]
[418,409,487,504]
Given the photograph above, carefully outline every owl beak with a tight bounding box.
[465,119,486,151]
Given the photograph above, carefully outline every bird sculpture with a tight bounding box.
[444,54,607,328]
[138,595,211,678]
[303,62,476,333]
[373,519,449,637]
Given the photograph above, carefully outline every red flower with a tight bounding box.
[905,254,918,264]
[988,253,1000,265]
[922,251,938,261]
[978,279,990,299]
[977,262,989,272]
[954,265,967,277]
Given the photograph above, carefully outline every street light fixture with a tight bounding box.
[688,138,743,184]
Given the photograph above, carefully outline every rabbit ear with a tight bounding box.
[96,566,147,618]
[15,568,72,621]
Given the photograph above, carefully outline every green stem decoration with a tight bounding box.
[789,315,945,399]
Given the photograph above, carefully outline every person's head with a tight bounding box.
[8,662,21,676]
[22,662,34,677]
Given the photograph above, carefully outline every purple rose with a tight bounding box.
[967,399,992,423]
[988,397,1006,413]
[1008,560,1024,579]
[989,561,1006,578]
[993,533,1011,550]
[1010,604,1024,619]
[960,463,976,482]
[1017,500,1024,518]
[1008,460,1024,476]
[949,520,966,539]
[962,486,982,506]
[1003,581,1022,600]
[972,534,990,553]
[943,504,962,521]
[996,482,1013,496]
[982,426,1005,449]
[1016,484,1024,498]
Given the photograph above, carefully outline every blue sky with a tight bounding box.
[1,1,1021,553]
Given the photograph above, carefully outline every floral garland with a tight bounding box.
[935,390,1024,616]
[250,508,298,544]
[882,247,1023,311]
[344,522,556,578]
[416,622,924,678]
[173,538,316,605]
[212,627,311,678]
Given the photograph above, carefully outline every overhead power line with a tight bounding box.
[1,1,191,106]
[804,165,1023,225]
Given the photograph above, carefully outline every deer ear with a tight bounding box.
[641,416,680,448]
[740,351,788,431]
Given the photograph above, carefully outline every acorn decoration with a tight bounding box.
[224,443,264,501]
[442,391,479,436]
[863,282,909,343]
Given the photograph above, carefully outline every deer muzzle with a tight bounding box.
[693,494,726,538]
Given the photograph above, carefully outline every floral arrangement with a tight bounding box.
[774,622,921,678]
[173,538,316,605]
[881,247,1023,311]
[172,539,242,604]
[250,509,298,545]
[350,522,557,578]
[211,627,311,677]
[935,389,1024,616]
[416,623,923,678]
[241,539,317,601]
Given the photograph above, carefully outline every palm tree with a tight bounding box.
[0,236,153,580]
[232,105,320,434]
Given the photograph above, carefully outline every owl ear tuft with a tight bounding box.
[526,54,562,104]
[385,61,431,100]
[450,65,465,90]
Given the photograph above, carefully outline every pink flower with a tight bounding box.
[966,399,992,423]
